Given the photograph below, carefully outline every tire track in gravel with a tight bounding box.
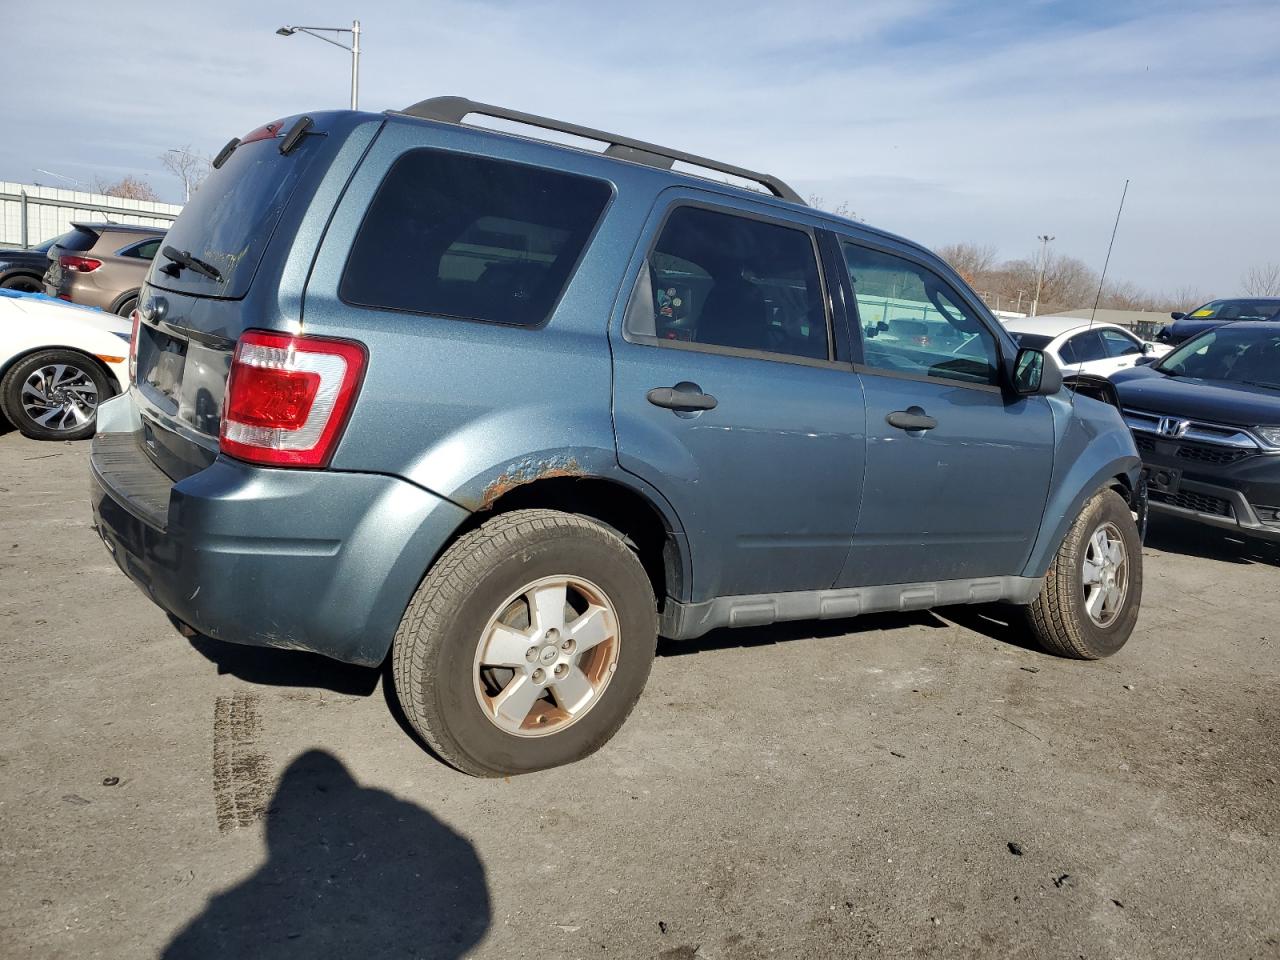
[212,693,270,832]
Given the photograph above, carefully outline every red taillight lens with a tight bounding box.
[128,309,141,384]
[239,120,284,144]
[220,330,366,468]
[60,255,102,272]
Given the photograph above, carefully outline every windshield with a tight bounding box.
[1010,332,1054,351]
[148,133,319,298]
[1183,299,1280,322]
[1156,325,1280,390]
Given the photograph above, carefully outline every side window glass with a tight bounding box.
[1068,331,1107,363]
[842,243,999,385]
[1102,329,1141,357]
[341,149,612,326]
[625,206,829,361]
[125,238,162,261]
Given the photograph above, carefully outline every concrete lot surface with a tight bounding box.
[1,430,1277,959]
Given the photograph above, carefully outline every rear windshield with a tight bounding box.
[340,149,612,326]
[54,227,99,253]
[148,134,317,298]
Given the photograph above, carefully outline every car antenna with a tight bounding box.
[1073,178,1130,409]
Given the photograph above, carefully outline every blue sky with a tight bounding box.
[3,0,1277,295]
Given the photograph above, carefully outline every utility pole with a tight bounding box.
[276,19,362,110]
[1031,234,1054,317]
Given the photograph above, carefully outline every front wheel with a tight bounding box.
[1025,488,1142,659]
[0,349,113,441]
[392,509,658,776]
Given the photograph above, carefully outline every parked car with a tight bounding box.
[89,100,1145,776]
[0,291,129,439]
[43,222,167,316]
[1112,321,1280,543]
[1156,298,1280,346]
[1003,316,1169,377]
[0,232,86,292]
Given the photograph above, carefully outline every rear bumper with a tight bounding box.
[90,418,469,666]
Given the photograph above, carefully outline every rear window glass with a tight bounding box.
[55,228,98,253]
[340,149,612,326]
[149,136,317,298]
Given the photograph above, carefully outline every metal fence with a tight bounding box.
[0,181,182,249]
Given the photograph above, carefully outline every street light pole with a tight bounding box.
[350,20,360,111]
[1031,234,1054,317]
[276,20,362,110]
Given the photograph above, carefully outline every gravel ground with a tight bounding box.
[1,429,1277,960]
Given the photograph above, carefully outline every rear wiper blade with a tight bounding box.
[161,245,223,283]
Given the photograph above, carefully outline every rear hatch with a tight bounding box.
[43,224,101,294]
[130,115,342,481]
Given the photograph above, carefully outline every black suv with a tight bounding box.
[1113,321,1280,542]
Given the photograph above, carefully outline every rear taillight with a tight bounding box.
[128,309,141,384]
[59,255,102,273]
[219,330,366,468]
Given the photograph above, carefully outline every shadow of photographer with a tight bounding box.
[164,750,490,959]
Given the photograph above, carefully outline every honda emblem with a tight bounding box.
[1156,417,1191,438]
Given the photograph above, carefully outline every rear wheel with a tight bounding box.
[0,349,112,441]
[113,294,138,317]
[392,509,658,776]
[1025,488,1142,659]
[1,274,43,293]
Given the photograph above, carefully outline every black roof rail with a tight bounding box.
[396,96,805,205]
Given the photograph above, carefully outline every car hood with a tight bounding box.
[1111,365,1280,426]
[0,292,130,335]
[1167,318,1227,341]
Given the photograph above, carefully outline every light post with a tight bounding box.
[276,20,361,110]
[1031,234,1054,317]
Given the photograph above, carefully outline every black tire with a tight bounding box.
[113,293,139,317]
[392,509,658,776]
[0,349,113,441]
[1,274,43,293]
[1025,488,1143,659]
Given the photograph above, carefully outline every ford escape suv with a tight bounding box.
[90,98,1146,776]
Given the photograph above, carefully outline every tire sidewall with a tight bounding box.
[1,350,111,441]
[1065,492,1143,656]
[423,529,656,775]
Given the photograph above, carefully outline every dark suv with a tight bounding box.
[1113,321,1280,542]
[89,99,1146,775]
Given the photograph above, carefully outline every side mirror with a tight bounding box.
[878,320,889,332]
[1141,341,1154,355]
[1170,311,1186,321]
[1013,347,1062,396]
[1135,355,1157,366]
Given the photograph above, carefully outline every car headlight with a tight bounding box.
[1256,426,1280,447]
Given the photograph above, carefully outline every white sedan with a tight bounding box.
[1001,316,1170,378]
[0,293,131,440]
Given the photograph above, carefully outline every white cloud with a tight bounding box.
[3,0,1276,293]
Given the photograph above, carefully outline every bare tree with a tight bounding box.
[806,194,858,221]
[1242,262,1280,297]
[936,242,998,285]
[160,145,211,202]
[93,175,160,201]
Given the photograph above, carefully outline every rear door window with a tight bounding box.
[119,238,163,260]
[340,149,612,327]
[1062,330,1107,363]
[624,205,830,361]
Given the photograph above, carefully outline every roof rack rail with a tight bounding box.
[397,96,805,205]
